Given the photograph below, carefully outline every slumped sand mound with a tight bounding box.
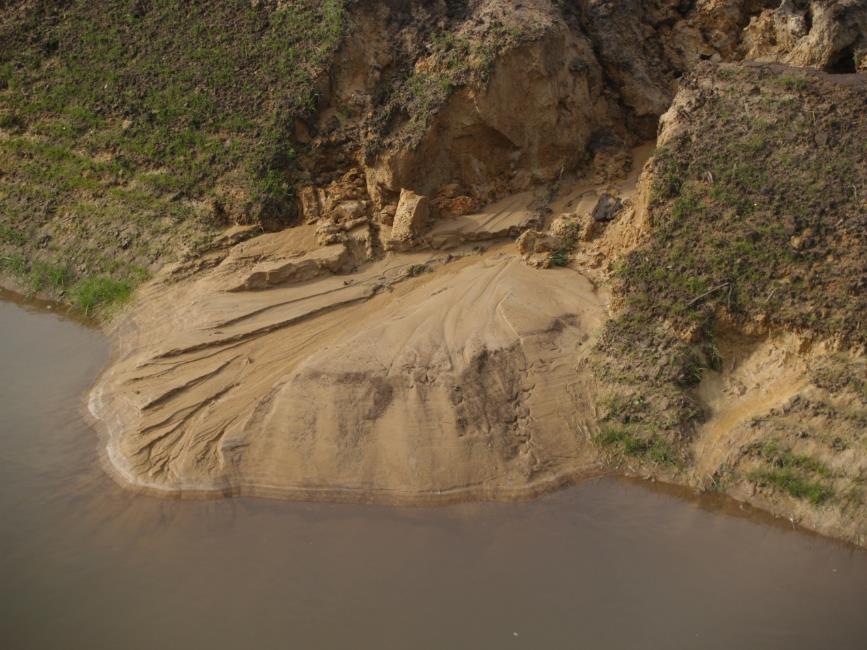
[90,235,607,500]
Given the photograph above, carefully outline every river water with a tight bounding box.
[1,289,866,650]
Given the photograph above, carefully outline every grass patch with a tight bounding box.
[749,469,834,505]
[595,425,678,465]
[70,275,139,315]
[1,255,71,293]
[747,439,836,506]
[773,73,809,92]
[0,254,27,275]
[1,1,346,197]
[0,0,348,311]
[0,224,27,246]
[28,261,72,294]
[1,248,146,316]
[756,440,832,478]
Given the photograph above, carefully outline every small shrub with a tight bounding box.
[549,249,569,267]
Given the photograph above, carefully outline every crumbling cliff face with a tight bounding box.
[293,0,773,245]
[286,0,867,256]
[744,0,867,71]
[37,0,862,544]
[3,0,860,299]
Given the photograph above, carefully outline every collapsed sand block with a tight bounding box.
[230,244,350,291]
[332,200,368,221]
[385,189,429,251]
[298,185,323,223]
[423,191,541,250]
[516,229,564,269]
[516,229,561,256]
[315,216,369,246]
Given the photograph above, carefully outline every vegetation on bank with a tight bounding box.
[0,0,346,313]
[593,64,867,502]
[595,424,679,466]
[747,440,835,506]
[615,66,865,346]
[0,252,145,315]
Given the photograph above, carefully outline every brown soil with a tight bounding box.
[88,192,612,502]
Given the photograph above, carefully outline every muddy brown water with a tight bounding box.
[1,290,866,650]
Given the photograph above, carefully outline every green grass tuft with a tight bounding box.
[747,439,836,506]
[757,440,832,478]
[749,469,834,505]
[549,249,570,267]
[28,261,72,293]
[70,276,136,315]
[595,426,678,465]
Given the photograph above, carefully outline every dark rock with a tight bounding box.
[592,193,623,222]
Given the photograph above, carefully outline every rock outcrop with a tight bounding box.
[743,0,867,71]
[384,189,430,251]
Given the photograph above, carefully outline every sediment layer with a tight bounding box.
[90,246,606,499]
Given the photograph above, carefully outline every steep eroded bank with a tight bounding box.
[2,1,865,544]
[593,63,866,545]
